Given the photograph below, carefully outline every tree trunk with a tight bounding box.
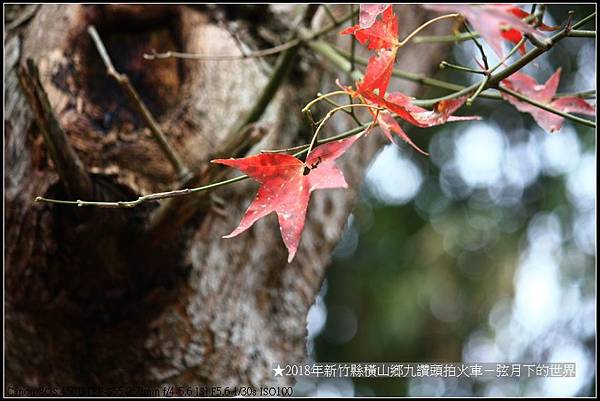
[5,4,448,395]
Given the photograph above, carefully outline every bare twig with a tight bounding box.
[143,8,358,62]
[18,58,93,201]
[440,61,486,75]
[349,4,357,75]
[463,21,489,70]
[143,41,300,61]
[36,124,369,208]
[145,122,270,236]
[87,25,190,180]
[305,103,380,158]
[322,5,339,25]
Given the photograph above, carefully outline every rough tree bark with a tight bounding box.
[5,4,448,395]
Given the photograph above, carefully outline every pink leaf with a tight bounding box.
[501,68,596,132]
[424,4,546,57]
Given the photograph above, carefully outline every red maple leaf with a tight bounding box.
[424,4,546,58]
[212,134,361,262]
[341,6,399,51]
[358,4,391,29]
[501,68,596,133]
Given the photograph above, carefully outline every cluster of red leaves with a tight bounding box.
[341,5,479,154]
[501,68,596,133]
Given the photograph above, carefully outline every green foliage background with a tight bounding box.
[301,4,596,397]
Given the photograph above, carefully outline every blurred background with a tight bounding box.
[298,4,596,397]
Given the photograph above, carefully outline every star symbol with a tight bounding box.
[273,364,284,377]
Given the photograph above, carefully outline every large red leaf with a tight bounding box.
[501,68,596,132]
[212,134,361,262]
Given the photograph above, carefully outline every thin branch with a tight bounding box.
[556,90,596,99]
[305,103,380,158]
[467,75,489,106]
[87,26,190,180]
[571,11,596,29]
[413,11,540,44]
[35,125,370,208]
[144,4,332,237]
[398,13,460,47]
[488,36,527,74]
[318,92,364,126]
[145,121,270,235]
[440,61,486,75]
[302,90,350,112]
[332,46,503,100]
[568,29,596,38]
[409,12,597,108]
[322,5,339,25]
[18,58,93,200]
[463,21,489,70]
[143,8,358,62]
[332,45,592,102]
[143,40,300,61]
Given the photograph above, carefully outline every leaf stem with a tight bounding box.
[302,90,349,112]
[489,37,528,74]
[398,13,460,47]
[440,61,486,75]
[143,8,358,61]
[305,103,380,158]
